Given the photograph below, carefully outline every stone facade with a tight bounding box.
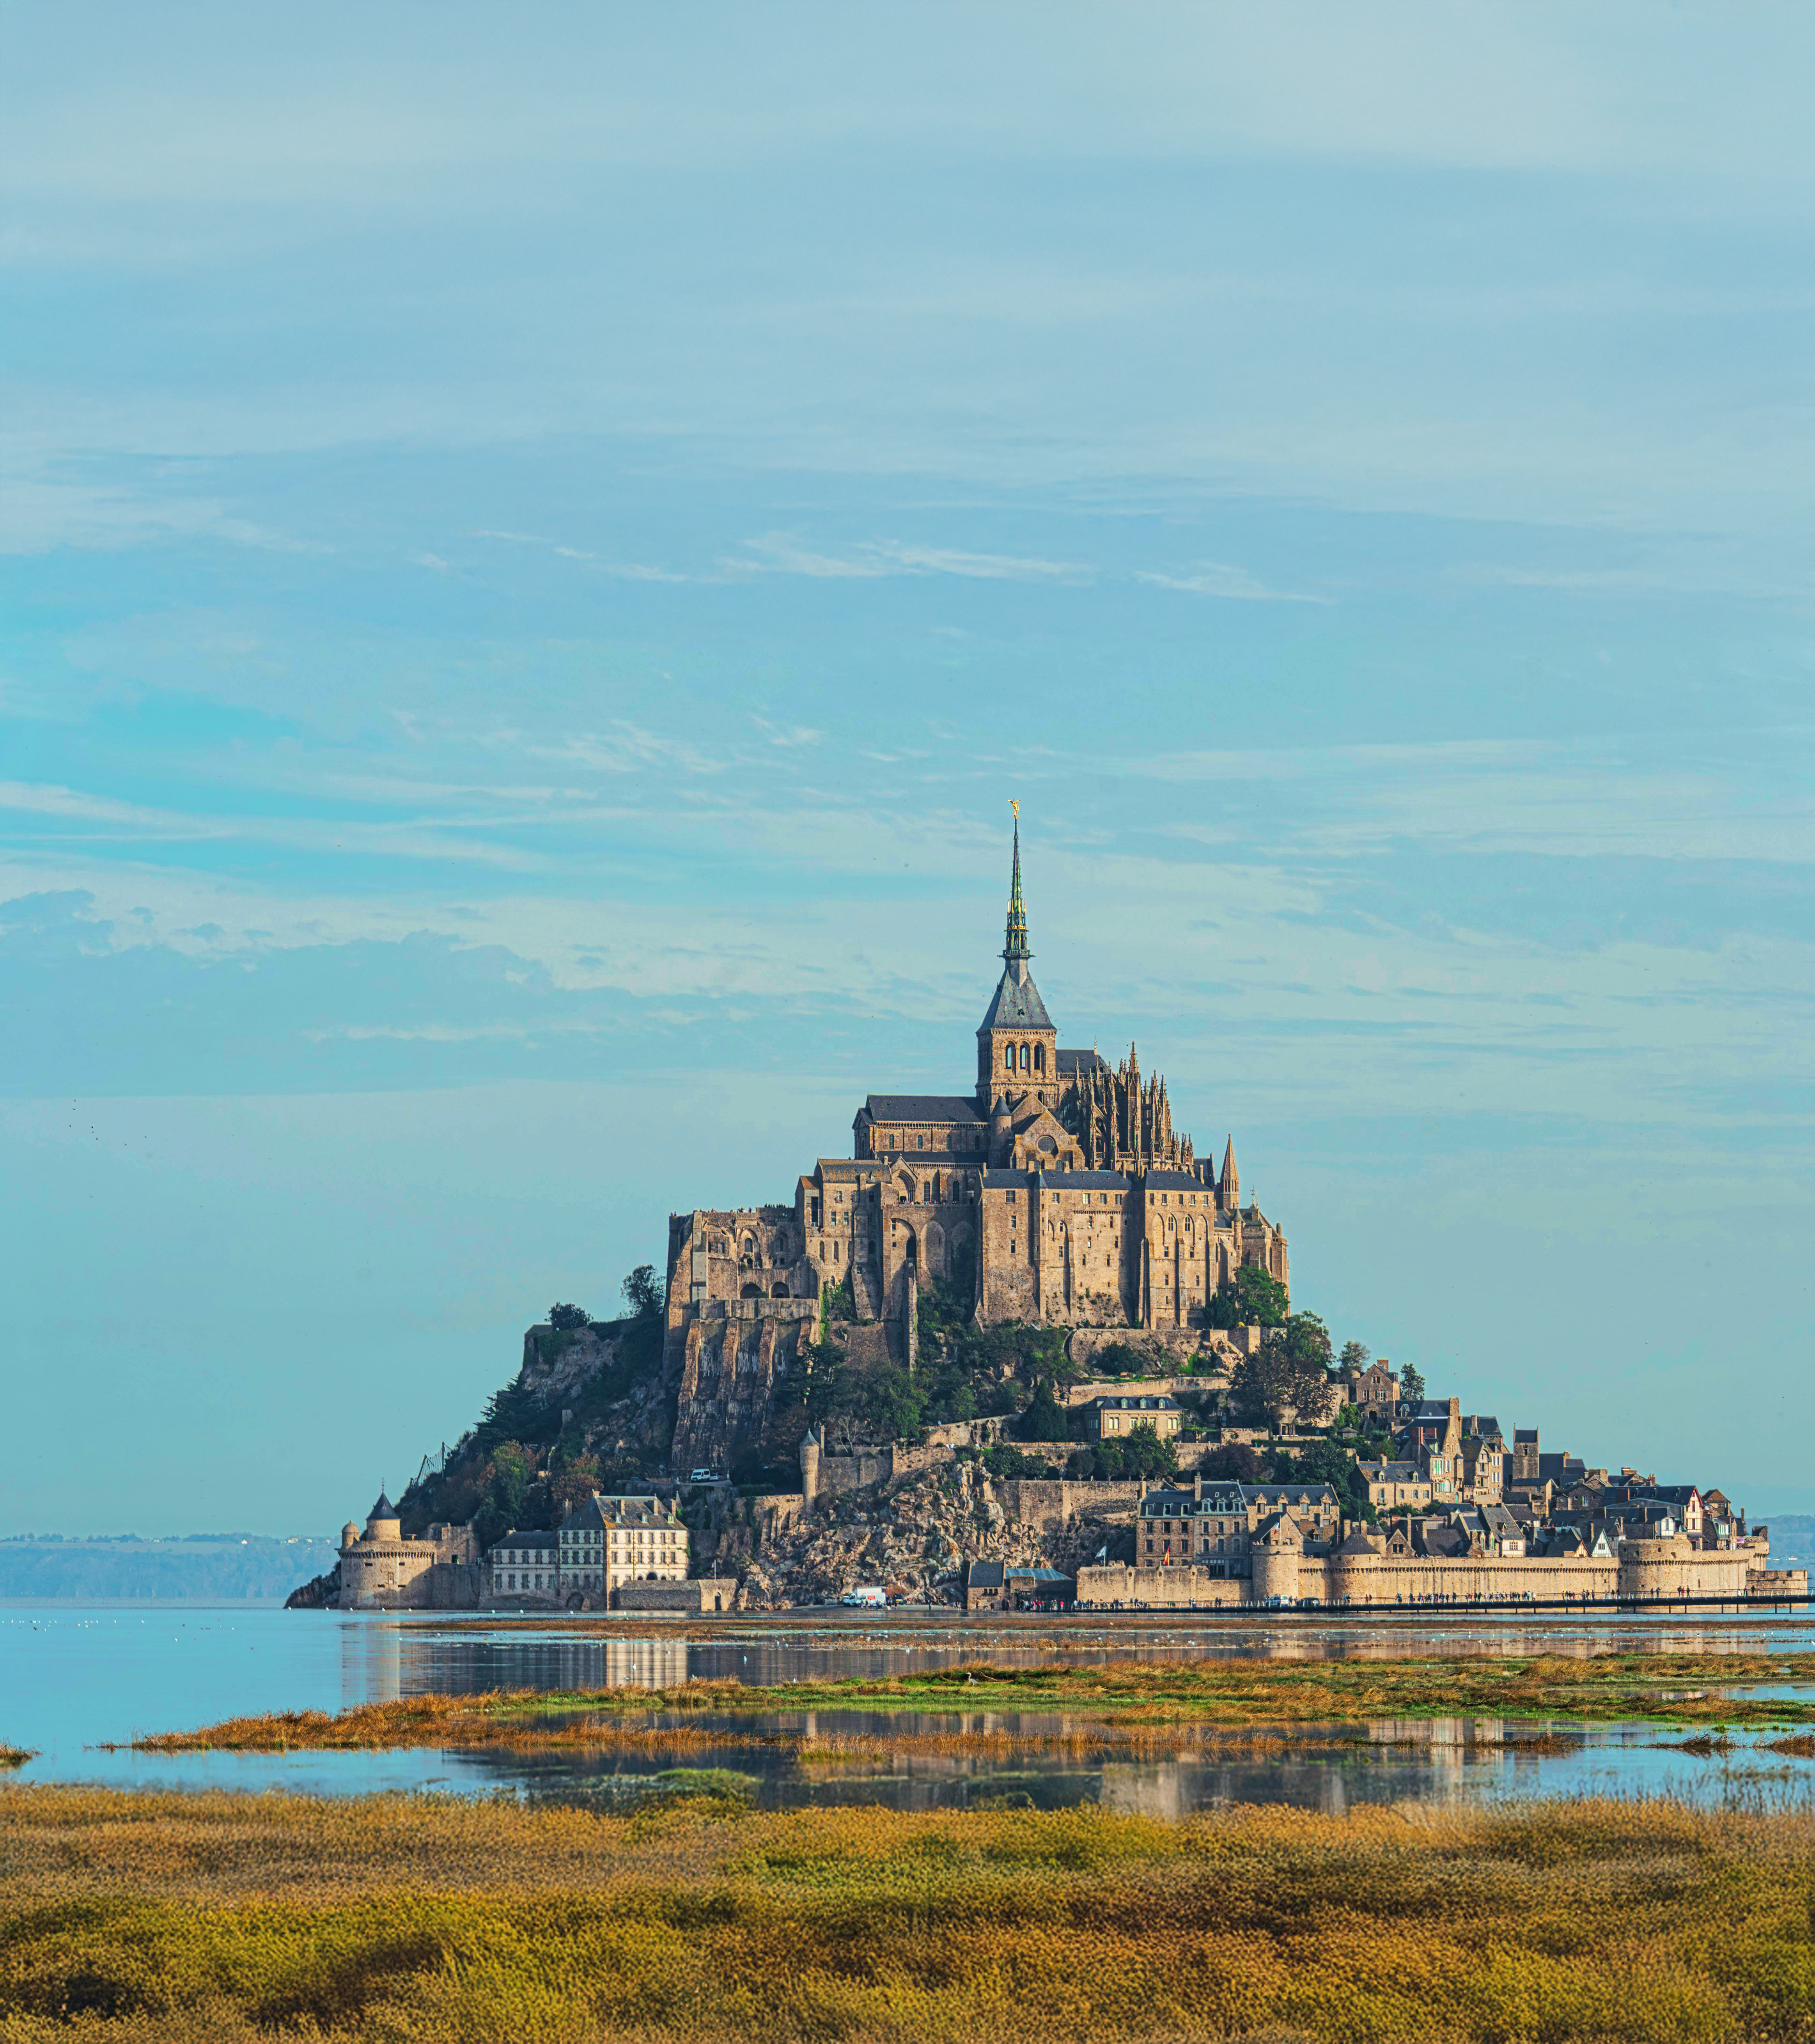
[557,1491,689,1607]
[337,1491,480,1610]
[661,820,1290,1472]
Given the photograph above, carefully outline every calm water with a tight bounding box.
[6,1604,1815,1815]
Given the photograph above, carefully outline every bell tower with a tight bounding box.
[976,804,1059,1112]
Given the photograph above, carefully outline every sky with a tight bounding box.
[3,2,1812,1534]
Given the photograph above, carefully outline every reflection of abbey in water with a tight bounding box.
[664,816,1288,1357]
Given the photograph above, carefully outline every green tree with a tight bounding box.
[1203,1265,1290,1330]
[487,1441,535,1525]
[982,1443,1044,1479]
[548,1303,589,1332]
[1017,1379,1070,1442]
[1271,1435,1374,1523]
[621,1265,663,1318]
[1196,1442,1261,1483]
[473,1376,550,1456]
[1093,1337,1167,1379]
[1229,1312,1335,1429]
[803,1341,926,1448]
[1120,1421,1179,1480]
[1339,1340,1371,1372]
[1399,1363,1426,1405]
[548,1454,601,1514]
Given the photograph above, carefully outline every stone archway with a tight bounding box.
[923,1218,946,1277]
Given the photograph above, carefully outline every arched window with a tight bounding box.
[771,1282,789,1298]
[1034,1044,1045,1074]
[1019,1043,1031,1071]
[1004,1044,1015,1071]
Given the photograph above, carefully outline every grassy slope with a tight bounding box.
[124,1650,1815,1752]
[3,1783,1815,2041]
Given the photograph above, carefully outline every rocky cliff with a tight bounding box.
[701,1456,1138,1609]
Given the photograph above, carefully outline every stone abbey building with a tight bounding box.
[664,821,1289,1469]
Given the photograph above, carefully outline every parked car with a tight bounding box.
[686,1469,720,1484]
[840,1586,885,1607]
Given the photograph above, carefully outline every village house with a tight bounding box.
[1136,1478,1341,1575]
[1082,1393,1184,1442]
[485,1528,559,1603]
[1359,1459,1434,1511]
[558,1491,690,1603]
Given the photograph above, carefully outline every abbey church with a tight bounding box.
[662,820,1289,1461]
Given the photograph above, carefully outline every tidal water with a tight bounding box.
[6,1605,1814,1816]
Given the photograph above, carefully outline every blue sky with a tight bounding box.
[4,3,1812,1533]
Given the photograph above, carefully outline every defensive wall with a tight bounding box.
[1079,1538,1777,1609]
[340,1560,483,1612]
[994,1478,1147,1530]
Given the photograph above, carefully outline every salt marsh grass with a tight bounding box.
[3,1782,1815,2039]
[126,1649,1815,1760]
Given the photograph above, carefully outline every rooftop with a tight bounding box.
[860,1094,983,1123]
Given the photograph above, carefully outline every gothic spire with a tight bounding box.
[1003,801,1030,961]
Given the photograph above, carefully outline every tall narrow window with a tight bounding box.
[1019,1043,1030,1071]
[1034,1044,1045,1073]
[1004,1045,1015,1071]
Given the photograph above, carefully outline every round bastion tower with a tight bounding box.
[1247,1513,1304,1606]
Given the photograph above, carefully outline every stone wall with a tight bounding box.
[343,1560,483,1612]
[1077,1564,1242,1606]
[1059,1374,1208,1408]
[996,1478,1146,1530]
[614,1577,739,1613]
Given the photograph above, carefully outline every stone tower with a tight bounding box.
[975,807,1059,1111]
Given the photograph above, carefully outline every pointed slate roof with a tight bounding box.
[979,969,1054,1031]
[368,1490,396,1520]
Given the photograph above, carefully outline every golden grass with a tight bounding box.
[4,1781,1815,2041]
[0,1752,32,1773]
[125,1649,1815,1756]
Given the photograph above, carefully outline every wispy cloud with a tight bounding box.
[725,532,1091,583]
[468,529,693,581]
[1136,562,1329,604]
[0,476,328,557]
[750,716,822,749]
[537,723,730,777]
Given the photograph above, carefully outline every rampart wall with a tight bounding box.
[1080,1540,1767,1609]
[996,1479,1146,1529]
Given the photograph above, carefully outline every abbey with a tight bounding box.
[662,820,1289,1424]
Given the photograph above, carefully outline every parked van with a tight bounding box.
[840,1586,885,1608]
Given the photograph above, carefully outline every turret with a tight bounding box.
[364,1489,401,1543]
[1219,1135,1239,1211]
